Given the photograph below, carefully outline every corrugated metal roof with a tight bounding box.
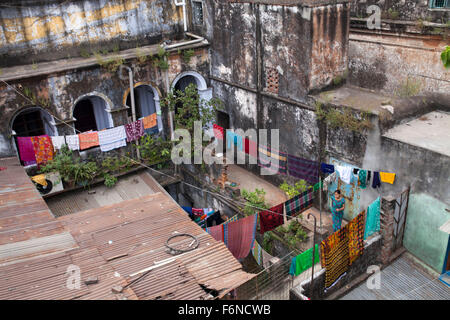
[340,254,450,300]
[0,157,255,300]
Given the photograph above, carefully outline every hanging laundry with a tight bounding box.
[226,130,243,151]
[313,181,323,192]
[380,172,396,184]
[289,257,297,276]
[30,135,54,165]
[225,215,239,223]
[213,124,224,140]
[372,171,381,189]
[191,208,204,216]
[366,170,371,186]
[287,154,319,184]
[259,203,284,234]
[206,224,224,242]
[252,241,263,266]
[295,244,320,276]
[125,119,144,142]
[66,135,80,151]
[51,136,66,151]
[17,136,37,165]
[320,163,335,174]
[78,131,99,150]
[244,138,258,159]
[258,145,287,175]
[284,189,314,218]
[348,210,365,265]
[142,114,157,129]
[335,165,352,185]
[98,126,127,152]
[321,224,350,290]
[364,197,381,239]
[224,214,257,260]
[353,168,359,175]
[323,171,337,192]
[358,169,367,189]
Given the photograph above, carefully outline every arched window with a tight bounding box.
[125,84,163,133]
[171,71,213,132]
[73,95,113,133]
[12,107,57,137]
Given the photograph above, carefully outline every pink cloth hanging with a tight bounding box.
[226,214,257,260]
[16,136,36,165]
[207,224,224,242]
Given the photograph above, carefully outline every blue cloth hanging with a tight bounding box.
[364,197,381,239]
[320,163,335,174]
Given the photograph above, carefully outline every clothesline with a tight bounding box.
[15,114,159,166]
[213,124,397,187]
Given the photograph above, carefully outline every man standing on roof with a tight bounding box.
[331,189,345,232]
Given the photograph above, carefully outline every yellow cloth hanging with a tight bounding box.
[379,172,396,184]
[31,174,47,187]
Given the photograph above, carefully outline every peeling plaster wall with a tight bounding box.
[0,47,210,157]
[260,5,312,101]
[0,0,184,67]
[210,1,257,89]
[309,4,349,91]
[348,34,450,95]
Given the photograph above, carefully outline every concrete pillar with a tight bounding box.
[380,195,396,265]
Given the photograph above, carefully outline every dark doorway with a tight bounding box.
[12,109,45,137]
[217,110,230,153]
[73,99,98,133]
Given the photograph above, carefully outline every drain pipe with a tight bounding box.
[163,33,206,51]
[119,65,141,161]
[174,0,187,32]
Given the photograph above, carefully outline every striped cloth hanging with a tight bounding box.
[284,189,315,218]
[287,154,319,184]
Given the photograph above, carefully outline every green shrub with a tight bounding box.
[240,188,269,216]
[104,174,118,188]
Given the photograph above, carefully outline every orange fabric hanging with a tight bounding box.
[78,131,99,150]
[143,114,157,129]
[30,135,54,165]
[379,172,396,184]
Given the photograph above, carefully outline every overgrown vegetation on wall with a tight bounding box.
[441,46,450,69]
[315,102,373,132]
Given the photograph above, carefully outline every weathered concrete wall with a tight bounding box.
[210,1,258,90]
[350,0,450,23]
[309,4,349,92]
[209,1,350,103]
[403,193,450,273]
[0,0,184,67]
[348,33,449,95]
[0,46,210,157]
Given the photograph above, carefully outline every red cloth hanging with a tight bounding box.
[259,203,284,234]
[226,214,257,260]
[213,124,224,140]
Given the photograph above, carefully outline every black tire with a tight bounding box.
[36,179,53,195]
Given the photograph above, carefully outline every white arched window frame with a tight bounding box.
[72,93,114,134]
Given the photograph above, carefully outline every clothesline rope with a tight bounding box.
[1,79,315,219]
